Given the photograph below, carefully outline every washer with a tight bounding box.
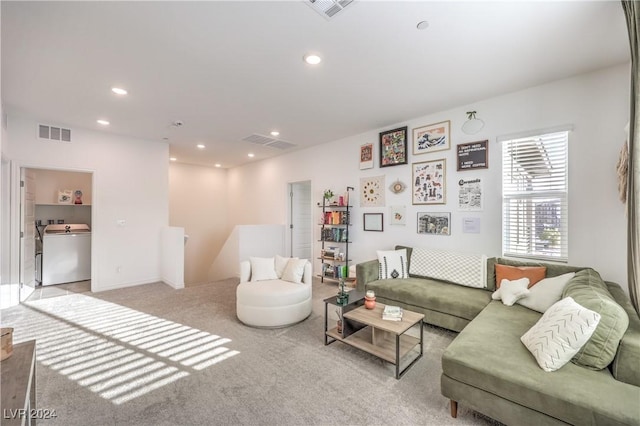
[42,224,91,286]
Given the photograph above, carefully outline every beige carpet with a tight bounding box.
[1,278,498,425]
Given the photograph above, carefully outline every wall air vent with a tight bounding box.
[38,124,71,142]
[305,0,354,20]
[242,134,297,150]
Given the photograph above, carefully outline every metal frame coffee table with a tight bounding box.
[324,296,424,379]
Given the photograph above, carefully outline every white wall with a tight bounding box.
[169,163,228,285]
[4,114,170,292]
[227,64,631,288]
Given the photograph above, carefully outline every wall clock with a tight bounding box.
[360,175,385,207]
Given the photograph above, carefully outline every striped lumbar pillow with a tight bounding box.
[521,296,601,372]
[377,249,408,280]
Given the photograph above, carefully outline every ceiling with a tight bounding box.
[1,1,630,169]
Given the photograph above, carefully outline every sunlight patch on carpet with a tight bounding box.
[20,293,239,405]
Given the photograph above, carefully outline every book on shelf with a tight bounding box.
[382,305,403,321]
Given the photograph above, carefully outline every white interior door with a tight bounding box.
[289,181,312,259]
[20,168,36,301]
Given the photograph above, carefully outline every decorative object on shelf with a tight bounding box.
[360,142,374,170]
[57,189,73,204]
[323,189,334,202]
[417,212,451,235]
[336,279,349,305]
[379,126,408,167]
[360,175,385,207]
[412,159,446,204]
[73,189,83,205]
[458,178,483,211]
[363,213,384,232]
[461,111,485,135]
[335,308,343,333]
[413,120,450,155]
[457,140,488,171]
[389,205,406,225]
[389,180,406,194]
[365,290,376,309]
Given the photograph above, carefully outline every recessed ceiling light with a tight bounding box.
[270,131,280,137]
[303,54,322,65]
[197,144,206,149]
[416,21,429,30]
[97,119,110,125]
[214,163,221,168]
[170,157,177,162]
[248,153,255,158]
[111,87,128,95]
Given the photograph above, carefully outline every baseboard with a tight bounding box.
[92,277,166,293]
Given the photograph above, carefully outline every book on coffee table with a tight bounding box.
[382,305,403,321]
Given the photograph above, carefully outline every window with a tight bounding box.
[502,130,569,262]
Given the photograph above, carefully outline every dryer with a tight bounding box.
[42,224,91,286]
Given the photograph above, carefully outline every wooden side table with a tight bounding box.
[1,340,36,425]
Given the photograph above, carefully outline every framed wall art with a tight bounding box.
[413,120,450,155]
[363,213,384,232]
[360,175,385,207]
[360,143,374,170]
[458,177,483,211]
[417,212,451,235]
[457,140,488,171]
[379,126,408,167]
[389,205,406,226]
[412,159,446,204]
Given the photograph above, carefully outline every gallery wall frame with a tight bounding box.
[417,212,451,235]
[456,140,488,171]
[360,143,374,170]
[413,120,450,155]
[363,213,384,231]
[412,159,446,205]
[379,126,408,167]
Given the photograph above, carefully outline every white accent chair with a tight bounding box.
[236,260,312,328]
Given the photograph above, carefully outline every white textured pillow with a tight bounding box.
[282,259,308,284]
[275,255,295,279]
[491,278,530,306]
[377,249,408,280]
[521,297,601,372]
[249,257,278,282]
[517,272,576,313]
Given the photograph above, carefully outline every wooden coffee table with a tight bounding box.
[325,301,424,379]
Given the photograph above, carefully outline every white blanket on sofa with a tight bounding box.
[409,248,487,288]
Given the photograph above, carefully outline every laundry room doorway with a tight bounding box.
[19,167,94,301]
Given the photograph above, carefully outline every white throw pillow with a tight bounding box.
[275,255,295,279]
[282,259,308,284]
[491,278,530,306]
[377,249,409,280]
[517,272,576,313]
[249,257,278,282]
[521,296,601,372]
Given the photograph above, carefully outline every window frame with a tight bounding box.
[501,129,570,262]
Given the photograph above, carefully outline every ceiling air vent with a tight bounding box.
[242,134,297,150]
[305,0,354,20]
[38,124,71,142]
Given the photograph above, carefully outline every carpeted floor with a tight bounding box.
[1,278,499,425]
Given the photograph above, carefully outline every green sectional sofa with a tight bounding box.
[356,247,640,425]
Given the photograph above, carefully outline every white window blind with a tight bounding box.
[502,130,569,262]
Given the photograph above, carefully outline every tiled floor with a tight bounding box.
[27,280,91,301]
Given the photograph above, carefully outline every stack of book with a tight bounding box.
[382,305,403,321]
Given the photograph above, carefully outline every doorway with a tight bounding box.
[18,166,93,302]
[288,181,312,260]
